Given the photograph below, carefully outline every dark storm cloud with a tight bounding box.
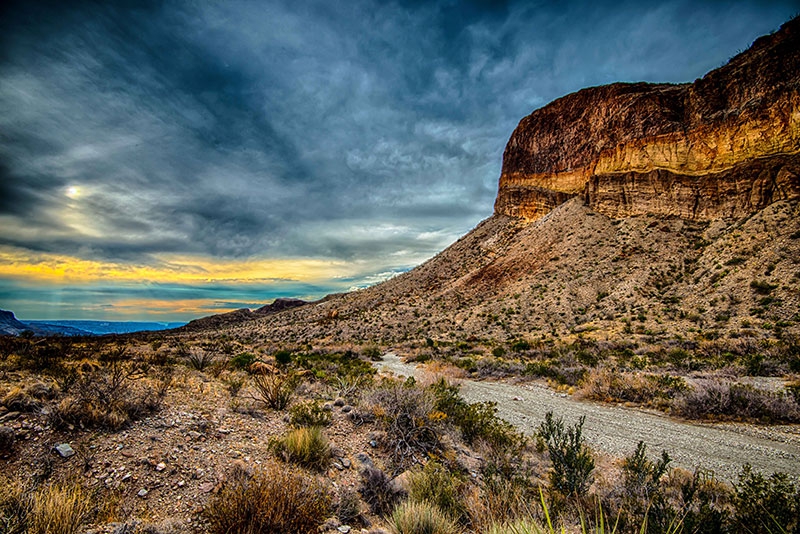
[1,0,797,268]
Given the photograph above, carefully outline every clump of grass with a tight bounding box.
[205,462,331,534]
[389,500,461,534]
[271,426,331,471]
[28,482,93,534]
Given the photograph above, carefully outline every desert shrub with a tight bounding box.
[51,357,168,430]
[271,426,331,471]
[2,386,43,413]
[750,280,778,295]
[580,369,686,407]
[732,464,800,534]
[408,461,470,525]
[289,399,332,427]
[229,351,256,370]
[274,349,293,365]
[359,465,405,517]
[362,344,382,360]
[27,482,93,534]
[205,462,331,534]
[362,381,443,466]
[186,348,213,371]
[674,381,800,423]
[252,370,301,410]
[538,412,594,498]
[618,441,674,532]
[473,457,539,529]
[430,379,522,450]
[294,350,375,381]
[677,470,731,534]
[335,487,362,525]
[389,500,461,534]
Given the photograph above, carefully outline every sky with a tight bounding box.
[0,0,797,322]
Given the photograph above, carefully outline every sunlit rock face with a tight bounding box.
[495,17,800,222]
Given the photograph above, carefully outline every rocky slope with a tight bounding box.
[496,17,800,221]
[195,18,800,347]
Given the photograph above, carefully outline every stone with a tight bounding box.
[333,397,345,407]
[155,462,166,471]
[137,488,148,498]
[341,458,351,468]
[341,405,352,413]
[338,526,351,533]
[54,443,75,458]
[199,482,215,493]
[355,453,374,468]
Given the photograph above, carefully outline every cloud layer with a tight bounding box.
[0,0,796,320]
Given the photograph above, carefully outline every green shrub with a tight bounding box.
[430,379,522,450]
[750,280,778,295]
[732,464,800,534]
[408,461,469,525]
[289,400,332,427]
[274,349,293,365]
[538,412,594,498]
[271,426,331,471]
[389,500,461,534]
[205,462,331,534]
[229,352,256,370]
[362,345,382,360]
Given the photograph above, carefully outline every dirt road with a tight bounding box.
[377,353,800,482]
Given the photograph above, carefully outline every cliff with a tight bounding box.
[495,17,800,221]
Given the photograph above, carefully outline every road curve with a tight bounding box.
[377,353,800,482]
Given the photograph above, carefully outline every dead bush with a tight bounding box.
[205,462,331,534]
[359,465,405,517]
[360,380,443,467]
[675,380,800,423]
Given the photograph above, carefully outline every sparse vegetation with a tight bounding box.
[271,426,331,471]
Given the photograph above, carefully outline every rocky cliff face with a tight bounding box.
[495,17,800,221]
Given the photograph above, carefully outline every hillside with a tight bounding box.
[210,18,800,347]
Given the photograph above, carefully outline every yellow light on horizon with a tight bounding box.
[0,246,355,285]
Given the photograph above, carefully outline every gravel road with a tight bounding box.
[377,353,800,482]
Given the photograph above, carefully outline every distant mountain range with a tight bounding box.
[0,309,184,336]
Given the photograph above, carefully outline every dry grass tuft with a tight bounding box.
[389,500,461,534]
[271,426,331,471]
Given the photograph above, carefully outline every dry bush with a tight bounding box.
[205,462,331,534]
[361,381,443,466]
[389,500,461,534]
[2,386,43,413]
[359,465,405,517]
[674,380,800,423]
[271,426,331,471]
[335,487,362,525]
[580,368,686,407]
[51,357,170,430]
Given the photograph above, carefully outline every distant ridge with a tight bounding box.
[180,298,308,331]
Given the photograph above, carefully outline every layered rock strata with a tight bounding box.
[495,17,800,221]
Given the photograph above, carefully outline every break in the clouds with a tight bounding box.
[0,0,797,320]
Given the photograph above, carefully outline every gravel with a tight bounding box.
[378,353,800,482]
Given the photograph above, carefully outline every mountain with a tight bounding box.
[0,310,92,336]
[179,298,308,331]
[25,320,185,335]
[198,18,800,346]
